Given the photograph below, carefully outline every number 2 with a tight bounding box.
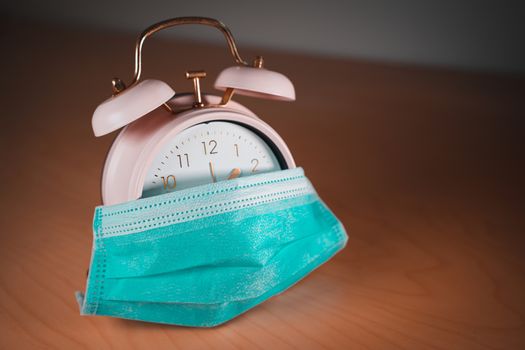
[251,158,259,172]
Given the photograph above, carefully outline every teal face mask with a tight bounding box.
[76,168,347,327]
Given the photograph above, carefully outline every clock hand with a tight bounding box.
[227,168,241,180]
[208,161,217,183]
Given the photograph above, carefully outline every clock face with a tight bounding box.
[141,121,282,198]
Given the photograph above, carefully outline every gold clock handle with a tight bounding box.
[112,17,249,94]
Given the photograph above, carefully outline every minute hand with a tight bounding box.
[227,168,241,180]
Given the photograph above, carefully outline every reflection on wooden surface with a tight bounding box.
[1,19,524,349]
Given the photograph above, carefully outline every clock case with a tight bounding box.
[91,17,296,205]
[101,94,295,205]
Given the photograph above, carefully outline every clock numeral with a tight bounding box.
[161,175,176,190]
[210,140,218,154]
[202,140,218,155]
[177,153,190,168]
[251,158,259,173]
[234,144,239,157]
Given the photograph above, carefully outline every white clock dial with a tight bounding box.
[141,121,282,198]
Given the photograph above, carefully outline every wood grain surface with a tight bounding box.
[1,18,524,349]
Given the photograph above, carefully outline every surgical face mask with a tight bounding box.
[76,168,347,327]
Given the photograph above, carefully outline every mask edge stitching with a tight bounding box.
[102,184,311,233]
[101,187,313,238]
[101,173,305,218]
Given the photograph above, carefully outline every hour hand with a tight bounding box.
[227,168,241,180]
[208,161,217,183]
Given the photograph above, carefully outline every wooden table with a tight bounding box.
[1,19,524,349]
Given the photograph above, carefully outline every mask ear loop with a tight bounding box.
[111,17,249,95]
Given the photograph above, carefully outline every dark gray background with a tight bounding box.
[3,0,525,74]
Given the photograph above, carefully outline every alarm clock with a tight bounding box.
[92,17,296,205]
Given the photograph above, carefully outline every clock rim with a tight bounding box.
[101,95,295,205]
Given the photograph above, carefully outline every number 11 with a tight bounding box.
[177,153,190,168]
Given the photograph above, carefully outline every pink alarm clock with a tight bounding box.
[92,17,296,205]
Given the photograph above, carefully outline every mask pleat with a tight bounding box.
[102,195,318,279]
[101,200,342,304]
